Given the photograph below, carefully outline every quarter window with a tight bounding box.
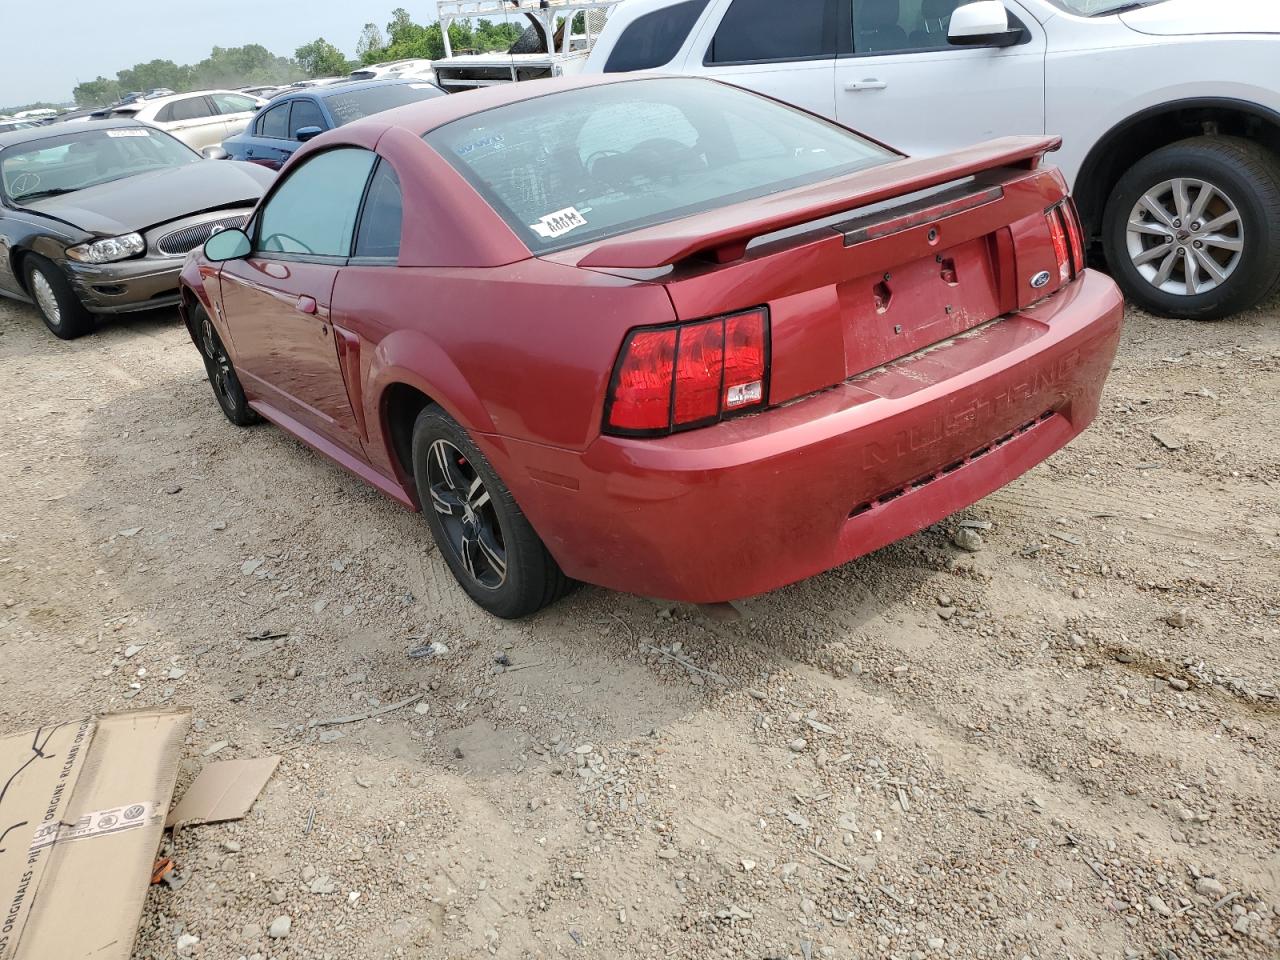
[706,0,834,64]
[256,148,377,257]
[354,161,403,260]
[603,0,710,72]
[211,93,259,115]
[258,102,290,139]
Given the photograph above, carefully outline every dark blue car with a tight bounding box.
[222,78,445,170]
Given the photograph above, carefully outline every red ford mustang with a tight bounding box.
[179,75,1123,618]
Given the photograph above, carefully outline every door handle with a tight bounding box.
[845,79,888,91]
[296,295,317,315]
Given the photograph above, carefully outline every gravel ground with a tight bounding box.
[0,289,1276,960]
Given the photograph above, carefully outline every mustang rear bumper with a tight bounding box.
[490,270,1124,604]
[63,258,182,314]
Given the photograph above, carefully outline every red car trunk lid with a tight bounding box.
[562,137,1071,406]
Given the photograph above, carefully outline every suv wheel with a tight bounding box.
[1102,136,1280,320]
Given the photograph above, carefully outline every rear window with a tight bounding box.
[603,0,710,72]
[323,83,445,127]
[425,78,894,253]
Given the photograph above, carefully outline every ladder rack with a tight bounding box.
[436,0,618,59]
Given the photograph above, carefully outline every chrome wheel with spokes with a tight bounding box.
[1103,136,1280,320]
[425,438,507,590]
[31,270,62,327]
[23,255,94,339]
[1126,177,1244,297]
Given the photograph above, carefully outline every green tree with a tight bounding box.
[356,23,386,63]
[72,77,122,107]
[386,7,415,39]
[116,59,193,94]
[473,18,524,51]
[294,38,352,78]
[191,44,303,89]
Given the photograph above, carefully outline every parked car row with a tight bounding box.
[0,121,273,338]
[220,78,446,169]
[0,77,446,338]
[1,0,1272,617]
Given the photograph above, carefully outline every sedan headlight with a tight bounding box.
[66,233,146,264]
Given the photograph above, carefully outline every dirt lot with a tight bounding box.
[0,288,1276,960]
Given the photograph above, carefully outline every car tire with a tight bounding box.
[411,404,572,619]
[1102,136,1280,320]
[192,304,259,427]
[23,254,94,339]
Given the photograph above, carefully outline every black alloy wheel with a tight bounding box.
[425,438,508,590]
[194,306,258,426]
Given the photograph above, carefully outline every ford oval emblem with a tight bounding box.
[1030,270,1052,289]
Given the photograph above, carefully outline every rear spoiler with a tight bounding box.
[575,135,1061,270]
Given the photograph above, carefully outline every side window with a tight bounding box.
[853,0,997,53]
[167,97,216,122]
[706,0,834,64]
[211,93,258,115]
[353,161,403,260]
[258,102,290,139]
[256,148,377,257]
[603,0,710,72]
[288,99,327,138]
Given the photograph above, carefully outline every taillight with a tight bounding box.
[605,308,770,436]
[1045,199,1086,284]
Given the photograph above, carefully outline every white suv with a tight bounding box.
[585,0,1280,319]
[107,91,265,152]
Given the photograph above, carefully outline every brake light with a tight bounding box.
[1061,199,1086,276]
[605,328,677,432]
[605,308,769,436]
[1045,199,1086,284]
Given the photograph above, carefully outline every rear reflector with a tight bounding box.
[1046,199,1086,285]
[605,308,770,436]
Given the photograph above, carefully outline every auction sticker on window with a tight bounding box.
[106,129,150,138]
[530,207,588,240]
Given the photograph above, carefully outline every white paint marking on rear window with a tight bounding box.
[530,207,588,240]
[106,128,150,138]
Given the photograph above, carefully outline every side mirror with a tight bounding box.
[204,227,252,263]
[295,126,324,143]
[201,145,229,160]
[948,1,1021,47]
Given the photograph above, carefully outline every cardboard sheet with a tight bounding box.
[0,709,189,960]
[166,756,280,828]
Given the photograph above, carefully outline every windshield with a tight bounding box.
[1043,0,1168,14]
[427,78,897,253]
[323,83,445,126]
[0,126,198,203]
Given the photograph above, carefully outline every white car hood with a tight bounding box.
[1120,0,1280,36]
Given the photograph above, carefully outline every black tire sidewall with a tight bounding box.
[24,255,93,339]
[192,305,257,426]
[410,407,556,619]
[1103,140,1280,320]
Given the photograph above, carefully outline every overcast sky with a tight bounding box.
[2,0,403,106]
